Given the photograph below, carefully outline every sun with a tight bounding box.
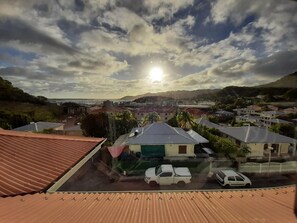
[149,67,163,82]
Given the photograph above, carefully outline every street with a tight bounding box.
[59,167,296,192]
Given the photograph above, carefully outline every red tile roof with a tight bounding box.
[136,106,177,113]
[183,108,209,117]
[0,130,105,197]
[0,187,295,222]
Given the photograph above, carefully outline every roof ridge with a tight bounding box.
[0,130,104,142]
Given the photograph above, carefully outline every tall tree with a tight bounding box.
[81,113,109,137]
[142,112,161,125]
[176,111,196,130]
[115,111,138,136]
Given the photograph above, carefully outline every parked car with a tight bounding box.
[216,170,252,188]
[144,164,192,187]
[195,147,215,159]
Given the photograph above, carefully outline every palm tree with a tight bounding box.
[142,112,161,125]
[176,111,196,130]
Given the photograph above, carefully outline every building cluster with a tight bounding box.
[234,105,297,127]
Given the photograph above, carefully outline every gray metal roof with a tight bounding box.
[219,126,296,144]
[187,129,209,143]
[197,117,221,129]
[269,119,291,124]
[126,123,199,145]
[13,122,64,132]
[64,124,82,131]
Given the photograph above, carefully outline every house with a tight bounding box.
[282,107,297,115]
[197,118,296,158]
[235,115,262,125]
[215,110,234,117]
[62,102,87,115]
[182,107,209,119]
[218,126,296,158]
[135,106,177,122]
[13,121,64,132]
[109,123,208,159]
[63,124,83,136]
[0,129,105,196]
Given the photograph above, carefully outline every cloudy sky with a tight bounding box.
[0,0,297,99]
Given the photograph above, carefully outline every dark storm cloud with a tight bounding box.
[0,17,78,54]
[252,50,297,77]
[116,0,148,17]
[0,67,43,79]
[0,66,73,80]
[57,19,92,39]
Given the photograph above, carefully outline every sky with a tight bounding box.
[0,0,297,99]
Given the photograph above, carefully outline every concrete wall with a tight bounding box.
[129,144,195,157]
[54,125,64,131]
[165,144,195,157]
[246,143,265,157]
[246,143,290,157]
[129,144,141,153]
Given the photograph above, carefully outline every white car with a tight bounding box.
[144,164,192,187]
[216,170,252,188]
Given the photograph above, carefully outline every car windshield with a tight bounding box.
[0,1,297,221]
[156,166,162,175]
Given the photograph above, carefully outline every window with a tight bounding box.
[160,172,172,177]
[178,145,187,154]
[228,176,235,181]
[235,176,244,181]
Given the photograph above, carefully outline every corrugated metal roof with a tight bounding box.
[187,130,209,143]
[0,130,105,197]
[13,122,64,132]
[197,117,221,129]
[220,126,296,143]
[0,187,295,222]
[127,123,198,145]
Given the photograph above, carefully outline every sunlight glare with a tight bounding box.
[149,67,163,82]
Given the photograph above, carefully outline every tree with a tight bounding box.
[176,111,196,130]
[270,124,295,138]
[81,113,109,137]
[142,112,161,125]
[115,111,138,137]
[167,114,179,127]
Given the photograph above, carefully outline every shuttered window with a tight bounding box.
[179,145,187,154]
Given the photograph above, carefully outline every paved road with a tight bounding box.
[59,167,296,192]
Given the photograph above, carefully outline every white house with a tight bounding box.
[197,118,296,158]
[109,122,208,160]
[219,126,296,158]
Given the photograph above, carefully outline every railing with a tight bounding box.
[238,161,297,174]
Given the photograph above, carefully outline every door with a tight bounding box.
[141,145,165,158]
[227,176,236,186]
[235,176,245,186]
[158,172,174,185]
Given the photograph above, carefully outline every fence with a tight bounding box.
[238,161,297,174]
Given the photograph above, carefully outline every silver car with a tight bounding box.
[216,170,252,188]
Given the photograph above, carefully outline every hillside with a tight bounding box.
[0,77,45,104]
[121,71,297,101]
[0,76,63,129]
[121,89,220,101]
[258,71,297,88]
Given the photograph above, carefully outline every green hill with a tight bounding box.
[0,77,63,129]
[258,71,297,88]
[0,77,45,104]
